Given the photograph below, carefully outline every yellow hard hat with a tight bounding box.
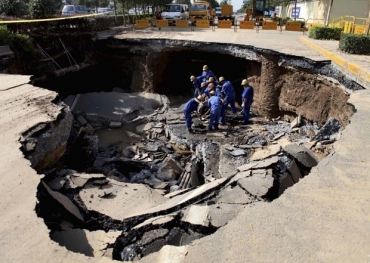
[203,65,208,71]
[241,79,249,85]
[190,75,196,81]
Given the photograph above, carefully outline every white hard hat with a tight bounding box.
[203,65,208,71]
[197,95,203,101]
[241,79,249,85]
[208,77,214,82]
[219,76,225,82]
[201,82,207,87]
[190,75,196,81]
[209,91,215,96]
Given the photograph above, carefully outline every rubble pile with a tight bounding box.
[29,92,345,261]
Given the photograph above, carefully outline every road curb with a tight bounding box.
[300,36,370,89]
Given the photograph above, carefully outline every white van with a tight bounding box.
[161,4,189,25]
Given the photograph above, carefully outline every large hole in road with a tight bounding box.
[24,39,360,261]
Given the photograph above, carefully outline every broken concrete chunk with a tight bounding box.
[156,157,183,181]
[42,181,84,221]
[283,143,319,168]
[182,205,209,226]
[144,142,160,152]
[217,185,257,205]
[290,115,301,129]
[230,149,246,157]
[238,169,274,197]
[312,117,342,142]
[133,214,178,230]
[237,156,279,172]
[272,132,285,141]
[77,116,87,126]
[109,122,122,128]
[250,145,281,161]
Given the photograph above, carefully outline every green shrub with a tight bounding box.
[339,33,370,55]
[308,26,342,40]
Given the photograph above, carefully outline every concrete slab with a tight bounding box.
[249,145,281,161]
[238,169,274,197]
[182,205,209,226]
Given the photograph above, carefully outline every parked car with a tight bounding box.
[161,4,189,25]
[128,8,143,15]
[97,7,115,15]
[61,5,89,15]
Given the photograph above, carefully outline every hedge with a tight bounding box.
[308,26,342,40]
[339,33,370,55]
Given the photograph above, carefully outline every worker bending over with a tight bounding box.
[183,95,203,133]
[190,75,203,97]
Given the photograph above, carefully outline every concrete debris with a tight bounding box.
[237,156,279,172]
[109,122,121,128]
[41,181,84,221]
[133,214,178,230]
[157,157,183,181]
[217,184,257,204]
[272,132,285,141]
[208,203,246,227]
[290,115,301,129]
[182,205,209,226]
[312,117,342,142]
[250,145,281,161]
[230,149,247,157]
[283,143,319,168]
[238,169,274,197]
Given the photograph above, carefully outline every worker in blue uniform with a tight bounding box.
[207,91,222,131]
[183,95,203,133]
[190,75,203,97]
[218,76,237,125]
[203,83,215,98]
[241,79,254,124]
[201,65,217,83]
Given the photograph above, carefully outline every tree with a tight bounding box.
[0,0,29,17]
[28,0,60,17]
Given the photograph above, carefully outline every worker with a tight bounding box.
[199,82,207,95]
[203,82,215,98]
[218,76,237,125]
[243,15,249,21]
[183,95,203,133]
[241,79,254,124]
[155,8,162,20]
[201,65,217,83]
[190,75,203,97]
[207,90,222,131]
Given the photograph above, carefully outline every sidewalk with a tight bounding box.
[300,36,370,88]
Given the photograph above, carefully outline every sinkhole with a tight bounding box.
[23,39,360,261]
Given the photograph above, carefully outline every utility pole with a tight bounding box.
[325,0,334,26]
[294,0,297,21]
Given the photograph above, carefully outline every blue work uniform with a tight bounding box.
[192,76,203,97]
[183,98,199,129]
[215,87,222,97]
[219,80,237,124]
[241,85,254,124]
[201,70,217,83]
[207,96,222,130]
[203,87,213,98]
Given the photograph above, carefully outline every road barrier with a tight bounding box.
[218,20,232,28]
[353,18,368,35]
[196,20,210,28]
[175,20,188,28]
[156,20,168,28]
[262,21,277,30]
[285,21,302,31]
[330,16,369,35]
[135,19,149,28]
[239,21,254,29]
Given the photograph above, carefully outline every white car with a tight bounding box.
[97,7,115,15]
[128,8,142,15]
[161,4,189,24]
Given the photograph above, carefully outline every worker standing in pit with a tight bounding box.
[218,76,237,125]
[203,82,215,98]
[201,65,217,83]
[241,79,254,124]
[183,95,203,133]
[207,90,222,131]
[190,75,203,97]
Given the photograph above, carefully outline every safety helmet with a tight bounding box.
[190,75,196,81]
[208,83,215,89]
[203,65,208,71]
[219,76,225,82]
[209,91,215,96]
[241,79,249,85]
[197,95,203,101]
[201,82,207,87]
[208,77,214,82]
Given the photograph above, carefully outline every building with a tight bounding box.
[276,0,370,24]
